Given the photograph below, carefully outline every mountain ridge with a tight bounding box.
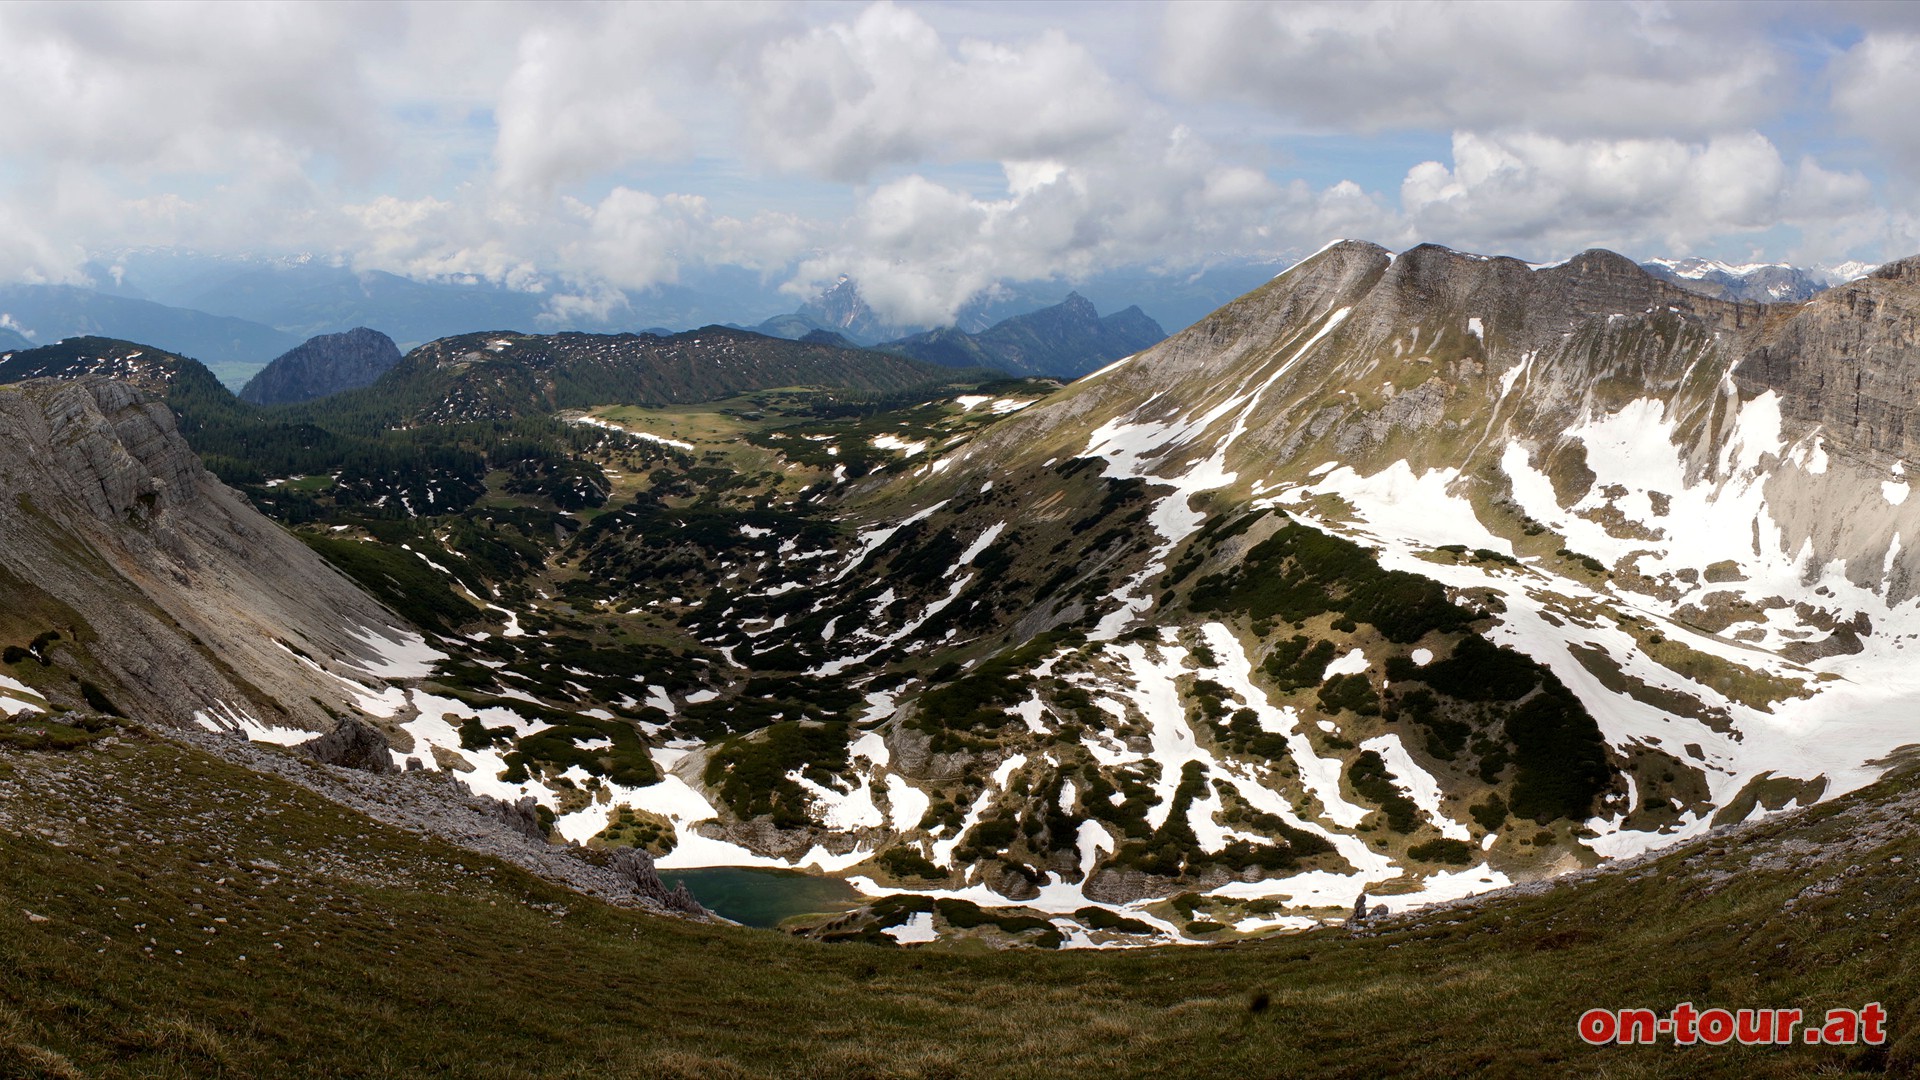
[0,283,299,387]
[878,292,1166,378]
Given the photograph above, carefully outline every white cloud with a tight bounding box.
[1832,31,1920,179]
[740,1,1135,181]
[0,1,1904,321]
[0,3,396,174]
[784,127,1396,325]
[1159,1,1783,139]
[327,184,816,324]
[492,31,686,195]
[490,4,781,195]
[1398,131,1876,259]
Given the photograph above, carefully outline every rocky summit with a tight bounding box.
[239,326,402,406]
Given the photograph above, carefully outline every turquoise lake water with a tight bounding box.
[662,867,864,928]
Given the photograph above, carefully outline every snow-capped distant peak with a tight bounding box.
[1644,255,1880,290]
[1642,256,1790,281]
[1813,261,1880,286]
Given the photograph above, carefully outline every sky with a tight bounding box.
[3,0,1920,324]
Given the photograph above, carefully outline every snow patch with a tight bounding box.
[1324,648,1368,677]
[871,434,930,457]
[1360,734,1470,841]
[192,702,315,746]
[0,673,47,716]
[342,626,444,680]
[568,415,695,451]
[883,911,938,944]
[833,501,949,583]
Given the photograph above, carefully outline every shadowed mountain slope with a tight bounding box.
[240,327,402,406]
[881,292,1166,378]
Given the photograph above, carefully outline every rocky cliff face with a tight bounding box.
[0,377,429,744]
[239,326,402,405]
[1738,257,1920,465]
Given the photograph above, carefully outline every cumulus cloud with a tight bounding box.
[490,4,781,195]
[557,188,813,289]
[739,1,1135,181]
[1832,31,1920,179]
[1158,1,1783,139]
[492,32,686,195]
[784,127,1398,325]
[0,1,1905,321]
[0,2,397,174]
[326,183,818,326]
[327,1,1361,324]
[1399,131,1875,259]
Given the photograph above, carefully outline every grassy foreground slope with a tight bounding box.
[1,718,1912,1079]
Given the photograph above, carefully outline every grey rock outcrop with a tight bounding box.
[240,327,401,405]
[609,846,709,916]
[475,794,546,842]
[297,717,398,775]
[165,723,706,917]
[981,861,1042,901]
[1083,865,1235,905]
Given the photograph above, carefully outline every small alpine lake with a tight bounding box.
[661,866,866,928]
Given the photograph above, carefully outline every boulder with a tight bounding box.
[297,717,397,774]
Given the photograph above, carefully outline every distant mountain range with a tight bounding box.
[877,292,1164,378]
[0,284,300,386]
[77,251,801,344]
[746,265,1281,349]
[2,247,1887,396]
[0,325,965,427]
[1639,256,1879,303]
[0,253,1269,391]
